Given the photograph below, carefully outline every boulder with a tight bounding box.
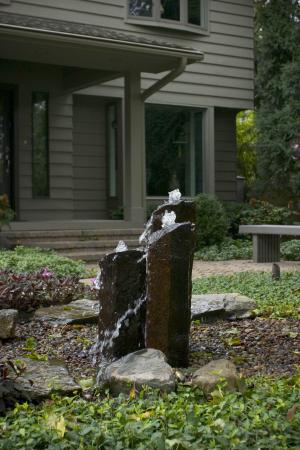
[5,358,81,402]
[0,309,18,339]
[191,359,240,394]
[34,299,99,325]
[191,293,256,322]
[98,348,176,395]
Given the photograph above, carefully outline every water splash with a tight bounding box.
[92,271,102,290]
[161,210,176,228]
[115,240,128,252]
[92,294,146,372]
[168,188,181,203]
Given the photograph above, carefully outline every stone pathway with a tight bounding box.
[192,259,300,279]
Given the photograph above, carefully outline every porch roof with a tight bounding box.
[0,12,204,73]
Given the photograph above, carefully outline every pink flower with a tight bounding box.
[41,267,53,278]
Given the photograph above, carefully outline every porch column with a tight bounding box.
[124,71,146,225]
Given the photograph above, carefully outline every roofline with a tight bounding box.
[0,22,204,63]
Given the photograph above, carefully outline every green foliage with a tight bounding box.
[223,200,293,239]
[239,199,293,225]
[255,0,300,203]
[0,246,86,278]
[281,240,300,261]
[236,110,257,186]
[193,271,300,318]
[195,194,229,249]
[195,238,252,261]
[1,378,300,449]
[0,193,14,230]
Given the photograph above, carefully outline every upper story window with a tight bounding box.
[127,0,208,33]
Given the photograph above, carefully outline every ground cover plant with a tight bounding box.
[0,269,86,311]
[0,246,87,278]
[193,271,300,318]
[195,238,300,261]
[0,378,300,450]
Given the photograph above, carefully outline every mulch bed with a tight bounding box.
[1,316,300,382]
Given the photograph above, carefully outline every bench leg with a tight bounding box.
[253,234,280,263]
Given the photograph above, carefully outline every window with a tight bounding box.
[32,92,49,197]
[146,104,202,196]
[127,0,208,31]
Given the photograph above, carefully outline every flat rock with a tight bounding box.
[5,358,81,402]
[191,293,256,322]
[34,299,99,325]
[98,348,176,395]
[191,359,241,394]
[0,309,18,339]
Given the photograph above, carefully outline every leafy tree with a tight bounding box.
[255,0,300,204]
[236,110,257,187]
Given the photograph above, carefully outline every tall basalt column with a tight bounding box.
[140,200,196,245]
[98,250,146,361]
[145,222,196,367]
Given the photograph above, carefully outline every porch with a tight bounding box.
[0,11,204,229]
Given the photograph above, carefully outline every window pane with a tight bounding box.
[107,104,117,197]
[129,0,153,17]
[32,92,49,197]
[146,105,202,196]
[188,0,201,26]
[161,0,180,21]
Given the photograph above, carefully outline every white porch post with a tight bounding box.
[124,71,146,225]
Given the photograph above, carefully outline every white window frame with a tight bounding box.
[126,0,209,35]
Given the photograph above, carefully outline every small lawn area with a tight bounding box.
[0,246,90,278]
[193,271,300,318]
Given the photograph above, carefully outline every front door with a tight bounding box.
[0,90,13,205]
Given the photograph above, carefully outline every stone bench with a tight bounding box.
[239,225,300,263]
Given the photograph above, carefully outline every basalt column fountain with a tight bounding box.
[145,221,196,367]
[97,244,146,361]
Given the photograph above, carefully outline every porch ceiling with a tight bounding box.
[0,12,204,77]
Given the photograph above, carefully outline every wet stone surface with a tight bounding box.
[98,249,146,360]
[140,200,196,245]
[146,222,196,367]
[34,299,100,325]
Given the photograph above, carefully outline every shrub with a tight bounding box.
[281,239,300,261]
[0,269,86,311]
[240,199,293,225]
[0,246,86,278]
[195,238,252,261]
[195,194,228,249]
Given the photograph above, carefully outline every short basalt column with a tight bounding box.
[98,250,146,361]
[145,222,196,367]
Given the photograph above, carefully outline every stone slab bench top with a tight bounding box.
[239,225,300,235]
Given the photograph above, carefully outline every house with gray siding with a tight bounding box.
[0,0,254,257]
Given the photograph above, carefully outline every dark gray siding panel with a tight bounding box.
[73,95,107,219]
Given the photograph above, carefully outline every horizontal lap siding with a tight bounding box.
[73,95,107,219]
[0,60,74,220]
[215,108,237,201]
[2,0,254,109]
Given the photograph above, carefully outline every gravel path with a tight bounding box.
[192,259,300,279]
